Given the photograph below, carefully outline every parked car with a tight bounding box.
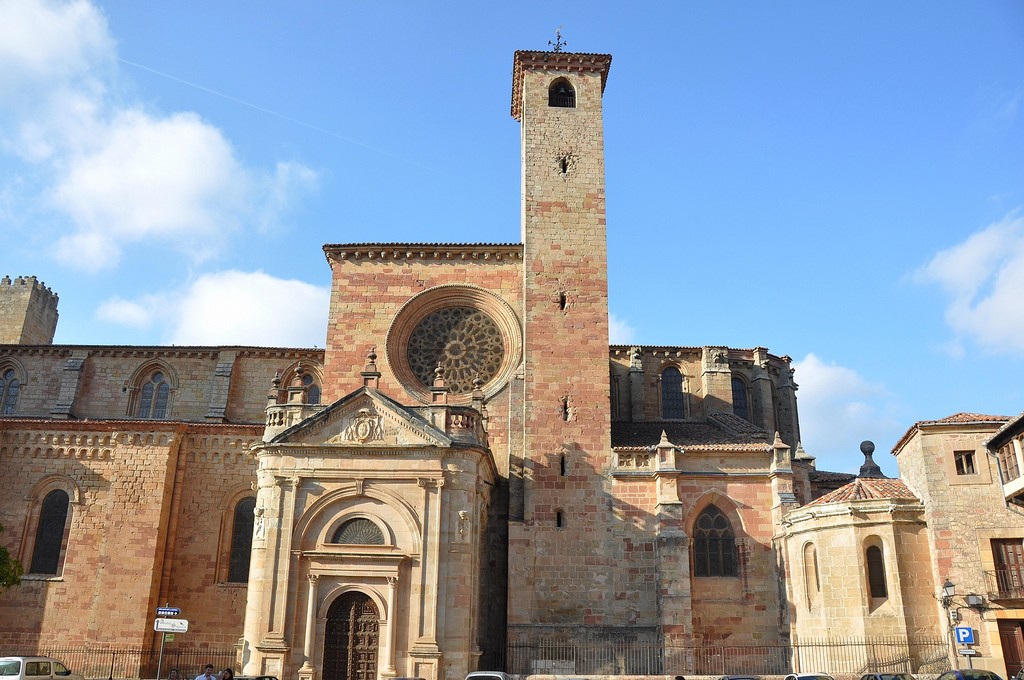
[719,675,761,680]
[861,673,915,680]
[936,671,1004,680]
[235,676,279,680]
[784,673,836,680]
[0,657,84,680]
[465,672,511,680]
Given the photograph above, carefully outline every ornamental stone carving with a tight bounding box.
[341,407,386,443]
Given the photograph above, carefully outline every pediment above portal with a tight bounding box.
[269,387,451,448]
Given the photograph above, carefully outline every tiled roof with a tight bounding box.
[708,411,767,436]
[611,420,769,450]
[805,477,918,507]
[808,469,856,483]
[926,412,1010,424]
[892,412,1012,454]
[989,410,1024,448]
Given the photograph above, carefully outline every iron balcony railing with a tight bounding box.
[987,568,1024,601]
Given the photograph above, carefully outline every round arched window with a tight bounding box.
[386,285,522,404]
[332,518,385,545]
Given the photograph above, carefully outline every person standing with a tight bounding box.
[195,664,217,680]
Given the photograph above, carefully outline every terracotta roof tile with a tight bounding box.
[708,411,768,436]
[925,412,1010,424]
[892,412,1012,454]
[809,470,857,483]
[805,477,918,507]
[989,410,1024,448]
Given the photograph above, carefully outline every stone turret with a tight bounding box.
[0,276,59,345]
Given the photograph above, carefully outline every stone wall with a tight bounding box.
[0,424,176,646]
[895,419,1024,669]
[0,421,262,648]
[0,346,323,422]
[0,276,58,346]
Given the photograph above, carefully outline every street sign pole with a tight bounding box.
[155,605,182,680]
[157,632,166,680]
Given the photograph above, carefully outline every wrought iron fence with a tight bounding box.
[0,636,950,679]
[0,646,238,680]
[504,636,950,677]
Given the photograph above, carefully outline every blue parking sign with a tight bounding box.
[955,626,975,644]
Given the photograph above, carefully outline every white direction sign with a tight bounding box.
[154,618,189,633]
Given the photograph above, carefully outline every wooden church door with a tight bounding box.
[323,592,380,680]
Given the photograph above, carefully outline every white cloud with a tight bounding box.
[51,109,247,270]
[96,297,155,328]
[96,271,330,347]
[913,213,1024,355]
[0,0,318,273]
[609,313,637,344]
[0,0,113,96]
[255,161,321,232]
[792,353,904,475]
[167,271,329,347]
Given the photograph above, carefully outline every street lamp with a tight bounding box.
[942,580,955,609]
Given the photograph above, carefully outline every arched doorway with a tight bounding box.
[323,592,380,680]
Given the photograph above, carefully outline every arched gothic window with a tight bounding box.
[661,367,685,419]
[548,78,575,108]
[30,489,70,575]
[302,373,321,405]
[137,370,170,418]
[693,505,737,577]
[1,368,20,415]
[227,497,256,583]
[332,518,385,545]
[732,376,749,421]
[866,544,888,599]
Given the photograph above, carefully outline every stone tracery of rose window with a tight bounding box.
[406,307,505,394]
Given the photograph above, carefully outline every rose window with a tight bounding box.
[406,307,505,394]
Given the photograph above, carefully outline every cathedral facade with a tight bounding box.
[2,49,1024,680]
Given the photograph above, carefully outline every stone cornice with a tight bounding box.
[0,419,262,434]
[610,345,793,367]
[1,346,324,358]
[323,243,523,264]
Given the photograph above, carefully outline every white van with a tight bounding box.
[0,657,84,680]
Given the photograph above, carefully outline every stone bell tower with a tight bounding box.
[509,49,618,634]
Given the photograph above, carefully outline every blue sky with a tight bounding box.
[1,1,1022,477]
